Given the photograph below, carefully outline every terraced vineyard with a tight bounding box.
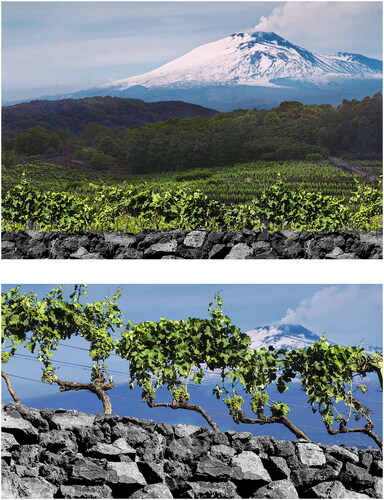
[2,160,375,202]
[2,159,382,233]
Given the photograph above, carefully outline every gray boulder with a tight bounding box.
[339,462,375,490]
[39,429,78,453]
[232,451,271,483]
[296,442,326,466]
[1,411,38,443]
[195,456,232,480]
[183,231,206,248]
[225,243,253,259]
[60,485,113,498]
[173,423,200,438]
[266,456,291,480]
[137,461,166,484]
[107,462,147,487]
[124,424,151,447]
[183,481,240,498]
[87,438,136,460]
[1,431,19,459]
[11,444,42,467]
[71,458,109,483]
[306,480,355,498]
[18,477,57,498]
[104,233,136,247]
[252,479,299,498]
[51,409,94,430]
[210,444,236,462]
[290,457,343,489]
[274,440,295,458]
[8,404,50,432]
[328,445,360,464]
[144,241,178,257]
[129,483,174,498]
[167,436,208,462]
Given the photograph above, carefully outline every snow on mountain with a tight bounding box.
[102,31,382,91]
[246,324,382,354]
[247,324,322,351]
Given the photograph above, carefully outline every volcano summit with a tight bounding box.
[90,31,382,110]
[103,31,382,90]
[12,31,382,111]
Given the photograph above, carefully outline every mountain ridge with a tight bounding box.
[2,96,219,136]
[5,31,382,111]
[246,323,382,354]
[103,31,381,91]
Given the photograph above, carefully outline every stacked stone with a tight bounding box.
[1,403,383,498]
[2,229,382,259]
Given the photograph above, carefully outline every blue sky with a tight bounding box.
[1,284,382,400]
[2,1,382,101]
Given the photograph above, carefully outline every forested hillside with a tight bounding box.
[3,94,381,175]
[2,96,218,136]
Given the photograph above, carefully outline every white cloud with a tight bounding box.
[279,285,382,346]
[254,2,382,59]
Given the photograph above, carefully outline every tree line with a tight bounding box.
[2,285,382,448]
[2,94,382,173]
[2,96,218,136]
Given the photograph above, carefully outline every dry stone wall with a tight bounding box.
[1,404,383,498]
[2,229,382,259]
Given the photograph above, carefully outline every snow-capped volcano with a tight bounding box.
[12,31,381,111]
[102,31,382,91]
[247,324,382,354]
[247,324,322,351]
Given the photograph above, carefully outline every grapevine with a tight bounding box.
[1,285,124,413]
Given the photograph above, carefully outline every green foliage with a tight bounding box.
[2,150,17,168]
[238,177,348,231]
[306,153,324,161]
[13,126,63,155]
[347,180,383,231]
[270,402,290,417]
[4,95,381,174]
[250,391,269,412]
[116,295,250,409]
[1,285,124,383]
[2,96,216,137]
[90,151,115,170]
[174,170,213,181]
[3,170,381,232]
[172,385,190,403]
[223,393,245,424]
[279,338,380,429]
[2,178,92,231]
[216,333,381,446]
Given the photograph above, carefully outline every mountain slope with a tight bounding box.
[2,96,219,136]
[5,31,381,111]
[247,324,322,350]
[103,32,382,91]
[246,323,382,353]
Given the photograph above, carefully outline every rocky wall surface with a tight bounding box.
[2,229,382,259]
[1,404,383,499]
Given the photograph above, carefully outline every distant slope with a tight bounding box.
[247,324,322,350]
[11,31,381,111]
[2,96,219,136]
[247,323,382,354]
[104,31,382,90]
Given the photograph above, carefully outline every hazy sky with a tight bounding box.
[1,284,382,399]
[2,1,383,101]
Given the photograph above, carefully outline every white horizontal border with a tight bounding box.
[1,259,382,285]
